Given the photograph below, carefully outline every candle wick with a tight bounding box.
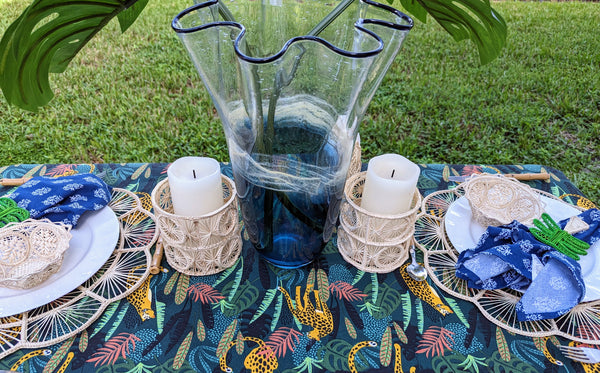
[391,169,395,178]
[193,169,197,179]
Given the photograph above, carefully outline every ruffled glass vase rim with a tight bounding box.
[171,0,413,64]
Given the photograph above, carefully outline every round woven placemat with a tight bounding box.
[414,184,600,345]
[0,188,157,359]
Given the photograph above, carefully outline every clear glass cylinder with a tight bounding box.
[172,0,412,268]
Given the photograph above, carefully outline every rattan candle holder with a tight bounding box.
[338,171,422,273]
[151,175,242,276]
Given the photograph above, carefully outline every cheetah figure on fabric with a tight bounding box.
[219,336,278,373]
[279,284,333,341]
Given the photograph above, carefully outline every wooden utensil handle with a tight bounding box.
[503,172,550,181]
[0,177,31,186]
[149,240,164,274]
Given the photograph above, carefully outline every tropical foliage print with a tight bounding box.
[0,162,596,372]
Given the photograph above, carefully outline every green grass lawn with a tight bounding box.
[0,0,599,203]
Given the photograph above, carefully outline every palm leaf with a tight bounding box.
[156,300,166,334]
[216,319,238,359]
[307,268,316,289]
[416,299,424,334]
[344,317,357,339]
[106,305,129,340]
[43,336,75,373]
[392,321,408,344]
[271,291,283,332]
[175,273,190,305]
[79,330,89,352]
[91,300,120,338]
[0,0,148,111]
[172,331,193,369]
[495,326,510,362]
[416,326,454,358]
[235,331,245,355]
[250,288,278,324]
[317,268,330,303]
[164,272,179,295]
[329,281,368,302]
[87,332,141,367]
[188,283,225,303]
[352,270,365,286]
[196,319,206,342]
[380,326,393,367]
[444,297,469,328]
[400,291,412,330]
[265,326,302,357]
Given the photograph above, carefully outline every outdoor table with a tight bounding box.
[0,162,596,372]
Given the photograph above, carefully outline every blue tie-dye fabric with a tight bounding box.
[6,173,112,227]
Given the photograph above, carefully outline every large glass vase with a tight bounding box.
[172,0,412,268]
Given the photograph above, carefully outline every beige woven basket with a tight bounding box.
[0,219,72,289]
[338,171,421,273]
[464,174,544,226]
[151,176,242,276]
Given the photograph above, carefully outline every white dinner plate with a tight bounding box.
[444,195,600,302]
[0,206,120,317]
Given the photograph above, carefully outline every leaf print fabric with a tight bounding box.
[6,173,112,226]
[0,162,595,372]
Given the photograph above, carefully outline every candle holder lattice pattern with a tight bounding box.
[151,176,242,276]
[338,172,422,273]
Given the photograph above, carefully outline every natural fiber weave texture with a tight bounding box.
[347,136,362,178]
[151,176,241,276]
[0,219,71,289]
[464,174,544,226]
[338,172,421,273]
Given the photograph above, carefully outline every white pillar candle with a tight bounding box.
[360,154,420,215]
[167,157,224,216]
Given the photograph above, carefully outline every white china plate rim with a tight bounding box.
[444,195,600,302]
[0,206,120,317]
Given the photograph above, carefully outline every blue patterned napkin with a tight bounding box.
[5,173,112,227]
[456,209,600,321]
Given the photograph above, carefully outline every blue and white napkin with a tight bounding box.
[456,208,600,321]
[6,173,112,227]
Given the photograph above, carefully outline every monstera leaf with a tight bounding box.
[0,0,506,111]
[398,0,507,65]
[0,0,148,111]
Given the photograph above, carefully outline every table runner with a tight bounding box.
[0,163,595,372]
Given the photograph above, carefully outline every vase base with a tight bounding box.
[255,234,318,268]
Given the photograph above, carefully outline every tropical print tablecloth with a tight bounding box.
[0,163,597,372]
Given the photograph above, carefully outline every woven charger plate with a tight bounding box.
[413,184,600,345]
[0,188,158,359]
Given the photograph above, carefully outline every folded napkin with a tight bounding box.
[5,173,112,227]
[455,218,589,321]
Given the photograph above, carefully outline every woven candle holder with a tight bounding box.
[151,175,242,276]
[338,171,422,273]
